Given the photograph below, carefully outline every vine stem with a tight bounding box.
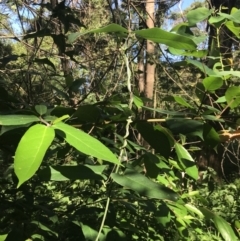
[95,44,133,241]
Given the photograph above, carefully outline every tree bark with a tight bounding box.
[145,0,155,99]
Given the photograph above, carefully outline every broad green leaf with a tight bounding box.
[195,82,205,102]
[186,59,216,76]
[33,58,56,71]
[215,96,226,103]
[166,119,203,136]
[133,94,144,109]
[225,86,240,109]
[142,153,160,178]
[111,169,178,201]
[168,47,207,57]
[164,95,194,108]
[203,123,220,148]
[209,15,226,25]
[134,28,196,50]
[52,115,69,124]
[31,221,58,237]
[14,124,55,187]
[187,7,212,26]
[203,76,223,91]
[225,21,240,39]
[175,143,198,180]
[219,10,240,24]
[185,203,204,218]
[213,70,240,77]
[35,105,47,116]
[67,23,128,43]
[0,115,39,126]
[136,122,172,158]
[38,164,107,181]
[0,234,8,241]
[53,122,119,164]
[199,207,238,241]
[170,23,207,44]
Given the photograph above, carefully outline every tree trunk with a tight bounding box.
[145,0,155,99]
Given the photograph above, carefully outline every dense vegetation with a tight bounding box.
[1,0,240,240]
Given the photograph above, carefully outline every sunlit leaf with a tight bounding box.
[225,21,240,39]
[168,47,207,57]
[134,28,196,50]
[225,86,240,109]
[203,123,220,148]
[175,143,198,180]
[14,124,55,187]
[67,23,128,43]
[199,207,238,241]
[187,7,212,26]
[0,115,39,126]
[53,122,119,164]
[203,76,223,92]
[164,95,194,108]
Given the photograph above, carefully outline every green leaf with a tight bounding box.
[0,115,39,126]
[209,15,226,25]
[186,59,216,76]
[203,123,220,148]
[0,234,8,241]
[136,122,172,158]
[31,221,58,237]
[185,203,204,218]
[166,118,203,137]
[199,207,238,241]
[33,58,56,71]
[134,28,197,50]
[38,164,107,181]
[168,48,207,57]
[111,169,178,201]
[187,7,212,26]
[175,143,198,180]
[225,21,240,39]
[195,82,205,102]
[35,105,47,116]
[142,153,160,178]
[67,23,128,43]
[133,94,144,109]
[203,76,223,92]
[164,95,193,108]
[14,124,55,187]
[52,115,69,124]
[219,9,240,24]
[225,86,240,109]
[53,122,119,164]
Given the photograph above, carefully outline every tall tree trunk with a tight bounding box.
[145,0,155,99]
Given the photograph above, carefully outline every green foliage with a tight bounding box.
[1,2,240,241]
